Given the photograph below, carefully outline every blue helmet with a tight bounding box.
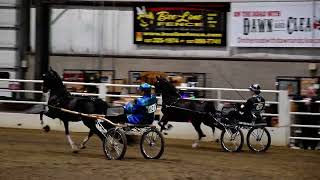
[139,83,152,91]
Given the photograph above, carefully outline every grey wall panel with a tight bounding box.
[51,9,101,54]
[0,30,16,47]
[0,0,17,5]
[0,9,16,26]
[0,50,16,68]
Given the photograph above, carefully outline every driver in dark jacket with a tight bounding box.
[239,84,266,123]
[227,84,265,124]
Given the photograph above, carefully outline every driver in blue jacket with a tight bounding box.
[124,83,158,124]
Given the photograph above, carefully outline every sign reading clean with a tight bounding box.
[230,2,320,47]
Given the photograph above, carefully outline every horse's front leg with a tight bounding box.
[191,119,206,148]
[203,118,219,143]
[158,114,173,132]
[40,111,51,132]
[158,114,168,132]
[63,120,79,153]
[79,130,94,149]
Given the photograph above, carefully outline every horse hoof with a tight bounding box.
[79,145,86,149]
[167,124,173,130]
[192,143,199,148]
[72,149,79,153]
[43,125,50,133]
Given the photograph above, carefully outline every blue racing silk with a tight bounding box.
[124,94,158,124]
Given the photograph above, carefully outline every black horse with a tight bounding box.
[154,76,217,147]
[41,68,110,152]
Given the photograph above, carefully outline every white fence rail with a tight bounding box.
[289,99,320,147]
[0,78,318,146]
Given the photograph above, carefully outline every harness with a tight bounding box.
[164,97,208,115]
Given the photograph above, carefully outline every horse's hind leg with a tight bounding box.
[82,119,105,142]
[79,130,94,149]
[211,126,219,143]
[191,119,205,148]
[203,117,219,143]
[63,120,79,153]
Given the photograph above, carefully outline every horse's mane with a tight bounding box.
[158,77,180,98]
[46,69,70,96]
[51,70,64,86]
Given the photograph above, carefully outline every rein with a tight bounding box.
[163,97,207,115]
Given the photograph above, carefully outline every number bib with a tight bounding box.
[255,103,264,111]
[147,104,157,113]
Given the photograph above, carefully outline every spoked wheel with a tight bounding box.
[247,127,271,152]
[103,128,127,160]
[220,127,244,152]
[140,128,164,159]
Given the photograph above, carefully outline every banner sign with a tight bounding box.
[230,2,320,47]
[134,3,229,46]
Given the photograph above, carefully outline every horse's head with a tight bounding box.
[42,68,64,93]
[155,76,180,98]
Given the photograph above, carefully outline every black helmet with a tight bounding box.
[249,84,261,94]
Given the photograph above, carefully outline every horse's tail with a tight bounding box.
[204,101,216,114]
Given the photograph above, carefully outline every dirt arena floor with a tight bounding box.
[0,128,319,180]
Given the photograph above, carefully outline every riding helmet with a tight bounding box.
[249,84,261,94]
[139,83,152,91]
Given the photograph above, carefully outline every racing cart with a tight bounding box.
[57,106,165,160]
[218,104,271,152]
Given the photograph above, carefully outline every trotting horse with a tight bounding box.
[154,76,217,148]
[41,68,110,152]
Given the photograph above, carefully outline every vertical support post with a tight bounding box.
[35,0,50,100]
[278,90,291,146]
[217,89,222,110]
[17,0,30,99]
[99,83,107,101]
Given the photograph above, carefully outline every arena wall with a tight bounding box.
[0,112,288,146]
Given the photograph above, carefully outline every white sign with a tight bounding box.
[230,2,320,47]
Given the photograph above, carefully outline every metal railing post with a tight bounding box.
[98,83,107,101]
[217,90,222,109]
[278,90,290,146]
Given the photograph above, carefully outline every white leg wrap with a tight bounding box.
[79,136,90,149]
[192,140,200,148]
[67,135,78,151]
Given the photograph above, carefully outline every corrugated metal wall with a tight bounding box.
[0,0,17,68]
[29,2,320,59]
